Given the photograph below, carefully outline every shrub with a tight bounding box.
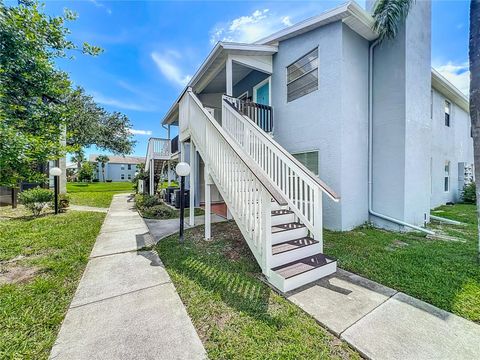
[92,179,100,183]
[135,194,160,209]
[142,204,177,219]
[78,162,95,182]
[106,179,112,183]
[18,188,54,216]
[462,182,476,204]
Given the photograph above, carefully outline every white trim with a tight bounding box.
[239,91,249,100]
[253,77,271,105]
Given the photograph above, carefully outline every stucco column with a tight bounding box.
[226,55,233,96]
[149,159,154,195]
[204,166,212,240]
[189,141,196,226]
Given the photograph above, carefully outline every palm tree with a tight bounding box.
[371,0,414,42]
[470,0,480,261]
[95,155,110,182]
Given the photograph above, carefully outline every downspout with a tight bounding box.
[368,40,434,235]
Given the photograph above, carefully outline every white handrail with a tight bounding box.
[222,95,339,244]
[182,89,285,274]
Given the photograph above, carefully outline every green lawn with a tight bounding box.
[67,181,133,208]
[325,203,480,323]
[0,211,105,359]
[156,221,360,360]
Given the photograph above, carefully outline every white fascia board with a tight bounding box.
[256,1,377,45]
[431,68,469,113]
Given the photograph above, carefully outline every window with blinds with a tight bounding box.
[292,151,319,175]
[287,48,319,102]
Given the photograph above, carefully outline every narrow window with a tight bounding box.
[121,174,125,180]
[121,164,125,170]
[292,151,319,175]
[444,100,451,127]
[287,48,318,102]
[128,174,132,180]
[128,164,132,170]
[444,161,450,192]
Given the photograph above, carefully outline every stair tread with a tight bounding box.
[272,237,318,255]
[272,253,336,279]
[272,222,305,233]
[271,209,294,216]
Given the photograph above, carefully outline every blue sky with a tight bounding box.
[36,0,470,159]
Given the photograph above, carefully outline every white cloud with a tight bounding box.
[281,16,292,27]
[151,52,192,87]
[129,129,152,136]
[92,92,153,112]
[88,0,112,15]
[210,9,292,44]
[434,61,470,95]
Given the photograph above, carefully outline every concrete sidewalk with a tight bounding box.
[288,269,480,360]
[50,194,206,360]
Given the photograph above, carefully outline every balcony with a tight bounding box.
[223,95,273,133]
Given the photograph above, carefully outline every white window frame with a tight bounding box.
[121,164,125,170]
[286,47,319,102]
[238,91,249,100]
[253,77,271,105]
[444,161,450,192]
[291,149,320,176]
[444,100,451,127]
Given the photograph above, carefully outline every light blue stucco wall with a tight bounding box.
[340,25,370,229]
[233,71,269,99]
[430,89,473,208]
[95,163,139,182]
[370,0,432,230]
[270,22,344,230]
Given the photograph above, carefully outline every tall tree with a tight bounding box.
[371,0,414,42]
[470,0,480,261]
[95,155,110,182]
[64,87,135,161]
[0,0,101,187]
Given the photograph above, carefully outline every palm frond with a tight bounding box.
[372,0,415,42]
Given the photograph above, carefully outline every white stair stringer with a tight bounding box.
[182,89,337,292]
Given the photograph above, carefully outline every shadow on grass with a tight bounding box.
[157,225,284,326]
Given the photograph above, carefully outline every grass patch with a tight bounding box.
[156,221,360,359]
[67,182,133,208]
[0,211,105,359]
[325,203,480,323]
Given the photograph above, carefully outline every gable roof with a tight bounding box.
[89,154,145,165]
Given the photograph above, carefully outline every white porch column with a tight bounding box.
[204,166,212,240]
[149,159,154,195]
[180,141,186,162]
[226,55,233,96]
[189,141,196,226]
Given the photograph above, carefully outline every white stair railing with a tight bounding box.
[222,95,339,247]
[181,89,287,274]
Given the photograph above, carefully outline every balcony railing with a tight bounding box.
[224,95,273,133]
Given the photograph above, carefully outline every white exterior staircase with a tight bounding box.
[179,88,339,292]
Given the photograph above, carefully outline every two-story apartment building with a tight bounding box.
[90,155,145,182]
[145,0,473,291]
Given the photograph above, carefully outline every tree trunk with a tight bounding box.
[469,0,480,262]
[102,166,105,182]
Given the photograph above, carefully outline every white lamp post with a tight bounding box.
[49,167,62,214]
[175,162,190,242]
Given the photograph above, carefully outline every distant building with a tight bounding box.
[89,155,145,182]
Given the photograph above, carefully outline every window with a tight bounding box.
[444,100,451,127]
[128,174,132,180]
[121,174,125,180]
[292,151,319,175]
[128,164,132,170]
[121,164,125,170]
[287,48,318,102]
[444,161,450,192]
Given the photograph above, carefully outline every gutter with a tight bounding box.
[367,40,435,235]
